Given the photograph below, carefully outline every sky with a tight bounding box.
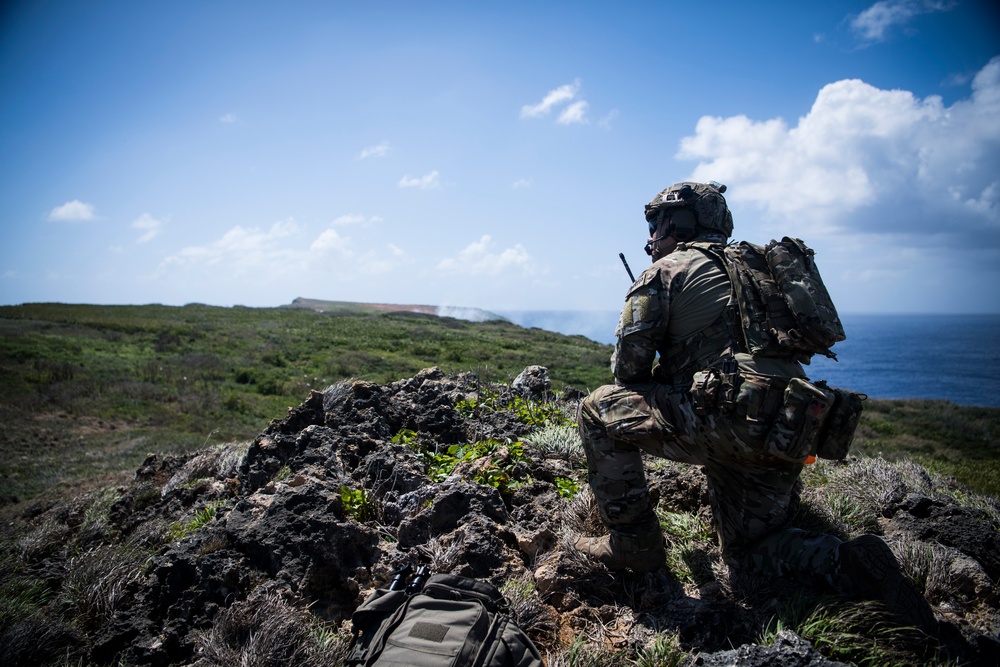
[2,0,999,317]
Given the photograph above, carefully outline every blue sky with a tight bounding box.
[2,0,998,317]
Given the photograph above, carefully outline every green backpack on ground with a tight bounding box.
[346,566,544,667]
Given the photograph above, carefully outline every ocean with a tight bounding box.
[497,311,1000,408]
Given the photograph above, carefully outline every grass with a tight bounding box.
[0,302,614,506]
[854,399,1000,497]
[2,302,999,666]
[761,596,937,667]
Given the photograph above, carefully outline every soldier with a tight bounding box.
[575,181,936,632]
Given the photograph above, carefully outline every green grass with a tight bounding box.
[2,302,999,508]
[0,302,614,505]
[854,399,1000,497]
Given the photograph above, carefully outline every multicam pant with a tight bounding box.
[578,381,842,582]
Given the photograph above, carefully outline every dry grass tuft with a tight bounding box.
[198,587,351,667]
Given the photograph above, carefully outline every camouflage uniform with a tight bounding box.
[578,183,939,633]
[579,229,842,582]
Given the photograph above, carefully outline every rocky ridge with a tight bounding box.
[3,366,999,666]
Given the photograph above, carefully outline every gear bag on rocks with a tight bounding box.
[346,566,544,667]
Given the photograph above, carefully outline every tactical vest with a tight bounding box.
[660,239,860,463]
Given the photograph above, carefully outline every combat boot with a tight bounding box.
[575,529,665,573]
[835,534,937,633]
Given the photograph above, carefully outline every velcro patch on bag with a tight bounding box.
[410,621,450,643]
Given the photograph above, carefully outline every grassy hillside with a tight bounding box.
[0,302,614,505]
[1,302,998,508]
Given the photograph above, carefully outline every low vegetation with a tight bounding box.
[1,302,998,666]
[0,302,612,505]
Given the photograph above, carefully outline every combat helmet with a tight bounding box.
[644,181,733,240]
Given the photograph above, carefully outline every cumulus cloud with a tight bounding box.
[47,200,96,222]
[154,217,412,289]
[511,178,531,189]
[132,213,164,243]
[399,170,441,189]
[436,235,535,276]
[678,56,1000,248]
[219,113,237,123]
[310,228,351,255]
[162,219,301,270]
[850,0,956,43]
[359,141,390,159]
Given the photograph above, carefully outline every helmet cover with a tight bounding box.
[644,181,733,238]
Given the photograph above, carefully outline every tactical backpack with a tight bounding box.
[686,237,863,462]
[721,236,845,362]
[346,566,544,667]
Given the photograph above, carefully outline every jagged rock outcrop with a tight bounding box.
[5,367,1000,666]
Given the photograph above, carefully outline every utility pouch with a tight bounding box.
[690,369,723,416]
[763,378,835,462]
[815,388,866,460]
[689,358,740,415]
[733,372,777,424]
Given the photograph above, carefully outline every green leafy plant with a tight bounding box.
[456,388,571,428]
[391,428,417,445]
[418,438,529,493]
[555,476,581,498]
[340,486,374,521]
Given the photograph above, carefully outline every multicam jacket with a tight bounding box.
[612,232,804,388]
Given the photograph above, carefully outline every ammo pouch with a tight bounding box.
[814,387,866,460]
[690,369,863,463]
[764,378,835,463]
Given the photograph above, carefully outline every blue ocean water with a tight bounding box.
[498,311,1000,408]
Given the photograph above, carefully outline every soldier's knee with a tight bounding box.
[578,386,612,433]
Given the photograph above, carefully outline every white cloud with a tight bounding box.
[162,218,301,269]
[220,113,237,123]
[678,56,1000,248]
[399,170,441,189]
[331,214,366,226]
[47,200,96,222]
[132,213,164,243]
[850,0,956,43]
[520,80,580,119]
[310,228,352,255]
[359,141,390,159]
[598,109,619,129]
[511,178,531,189]
[558,100,589,125]
[327,213,384,228]
[436,235,536,276]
